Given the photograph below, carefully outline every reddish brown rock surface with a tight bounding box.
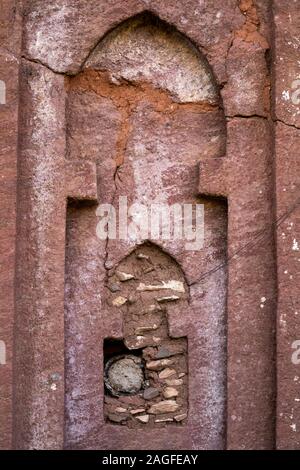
[0,0,299,451]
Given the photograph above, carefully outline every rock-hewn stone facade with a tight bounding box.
[0,0,299,450]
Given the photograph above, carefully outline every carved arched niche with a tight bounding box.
[65,13,227,449]
[103,243,189,427]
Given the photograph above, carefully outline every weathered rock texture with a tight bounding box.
[0,0,299,451]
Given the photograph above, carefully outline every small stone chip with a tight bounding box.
[148,400,179,414]
[155,347,171,359]
[130,408,146,415]
[163,387,179,399]
[112,296,127,307]
[116,271,135,282]
[154,417,174,423]
[157,295,180,303]
[109,73,122,86]
[125,335,147,349]
[174,413,187,422]
[165,379,183,386]
[146,359,174,371]
[115,407,127,413]
[136,253,150,260]
[158,368,177,379]
[108,283,121,293]
[137,281,184,293]
[107,413,128,423]
[156,344,186,359]
[143,387,160,400]
[135,324,159,334]
[136,414,150,423]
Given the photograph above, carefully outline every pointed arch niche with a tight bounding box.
[64,12,227,450]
